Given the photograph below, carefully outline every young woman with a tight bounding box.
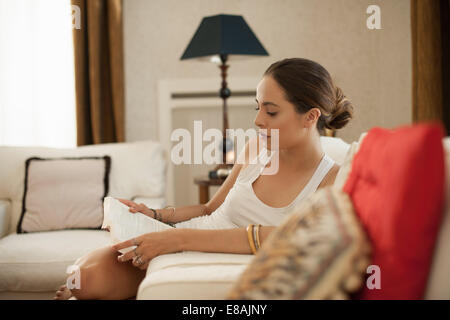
[54,57,353,300]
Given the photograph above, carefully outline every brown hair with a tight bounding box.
[264,58,353,132]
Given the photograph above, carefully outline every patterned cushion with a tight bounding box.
[228,187,371,299]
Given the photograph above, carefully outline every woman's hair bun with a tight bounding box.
[263,58,354,132]
[325,86,354,130]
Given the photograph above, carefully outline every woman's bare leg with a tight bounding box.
[54,245,146,300]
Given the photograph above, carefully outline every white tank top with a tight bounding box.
[204,148,336,228]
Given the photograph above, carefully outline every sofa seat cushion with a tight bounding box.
[137,252,253,300]
[0,230,112,292]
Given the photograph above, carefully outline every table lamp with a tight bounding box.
[180,14,269,168]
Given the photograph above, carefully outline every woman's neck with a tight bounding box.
[278,133,324,172]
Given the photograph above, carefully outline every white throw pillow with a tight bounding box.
[333,132,368,190]
[320,136,351,165]
[17,156,111,233]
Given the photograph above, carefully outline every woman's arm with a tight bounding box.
[159,204,209,224]
[113,226,277,270]
[175,226,276,254]
[119,139,263,224]
[118,199,209,224]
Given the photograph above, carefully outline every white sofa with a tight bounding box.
[0,137,349,300]
[0,136,449,300]
[0,140,167,299]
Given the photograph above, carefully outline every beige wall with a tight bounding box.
[124,0,412,144]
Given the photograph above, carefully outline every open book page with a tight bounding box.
[102,196,173,254]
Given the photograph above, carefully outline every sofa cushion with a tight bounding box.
[17,156,111,233]
[0,230,112,292]
[333,133,367,190]
[0,200,10,238]
[320,136,350,165]
[137,252,253,300]
[343,123,446,299]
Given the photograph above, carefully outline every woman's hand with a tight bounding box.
[117,198,155,218]
[111,229,181,270]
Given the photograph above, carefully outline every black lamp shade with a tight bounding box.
[181,14,269,60]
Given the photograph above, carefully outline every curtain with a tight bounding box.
[411,0,450,135]
[71,0,125,146]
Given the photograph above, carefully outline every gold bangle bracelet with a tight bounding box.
[252,225,259,250]
[246,224,257,254]
[255,224,261,250]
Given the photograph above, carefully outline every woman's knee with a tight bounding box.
[70,246,119,300]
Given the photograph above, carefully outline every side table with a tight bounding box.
[194,176,226,204]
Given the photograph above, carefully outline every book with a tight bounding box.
[102,196,173,254]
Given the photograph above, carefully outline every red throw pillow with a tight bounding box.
[343,123,445,299]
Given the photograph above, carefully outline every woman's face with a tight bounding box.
[254,75,319,150]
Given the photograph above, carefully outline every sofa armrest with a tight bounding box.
[131,197,167,210]
[0,199,11,239]
[137,252,253,300]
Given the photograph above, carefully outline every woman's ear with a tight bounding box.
[304,108,321,128]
